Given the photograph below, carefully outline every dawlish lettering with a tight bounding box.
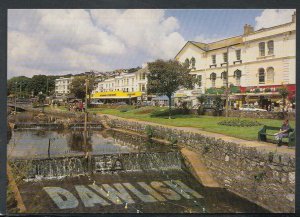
[43,180,203,209]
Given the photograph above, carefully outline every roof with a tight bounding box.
[176,19,295,58]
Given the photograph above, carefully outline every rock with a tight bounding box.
[225,155,229,162]
[288,172,295,184]
[286,193,295,202]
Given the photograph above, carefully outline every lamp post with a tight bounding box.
[84,78,89,132]
[225,45,237,118]
[225,46,229,117]
[14,82,17,113]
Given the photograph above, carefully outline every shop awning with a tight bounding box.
[91,91,143,99]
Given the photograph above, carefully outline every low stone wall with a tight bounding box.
[100,115,295,213]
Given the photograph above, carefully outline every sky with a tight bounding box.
[8,9,296,78]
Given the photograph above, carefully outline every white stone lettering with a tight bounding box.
[123,182,157,203]
[150,181,181,200]
[164,180,204,199]
[75,185,110,207]
[89,183,135,204]
[43,187,79,209]
[138,182,166,201]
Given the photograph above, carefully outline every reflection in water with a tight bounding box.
[67,130,93,152]
[8,129,133,159]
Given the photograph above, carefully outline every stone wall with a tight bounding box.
[100,115,295,213]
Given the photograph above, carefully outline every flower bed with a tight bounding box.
[218,118,262,127]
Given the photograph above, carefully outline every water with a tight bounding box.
[8,130,135,159]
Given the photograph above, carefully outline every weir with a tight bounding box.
[10,151,182,180]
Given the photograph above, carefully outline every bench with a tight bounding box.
[258,125,295,147]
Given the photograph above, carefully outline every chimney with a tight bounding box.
[244,24,254,35]
[292,11,296,23]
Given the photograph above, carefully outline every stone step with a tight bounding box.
[181,147,220,188]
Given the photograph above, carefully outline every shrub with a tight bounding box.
[145,125,154,139]
[265,88,271,93]
[254,88,260,93]
[218,118,262,127]
[150,108,190,117]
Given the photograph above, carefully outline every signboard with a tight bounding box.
[91,91,142,99]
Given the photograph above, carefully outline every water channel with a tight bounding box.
[7,111,269,213]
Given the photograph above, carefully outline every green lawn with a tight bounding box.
[50,106,295,141]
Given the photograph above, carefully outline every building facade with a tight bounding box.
[55,77,73,96]
[91,67,149,103]
[175,12,296,108]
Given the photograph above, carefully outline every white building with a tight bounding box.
[175,12,296,108]
[55,77,73,96]
[94,67,148,93]
[91,67,149,103]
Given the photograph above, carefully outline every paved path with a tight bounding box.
[97,113,295,156]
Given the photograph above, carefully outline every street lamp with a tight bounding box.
[225,45,237,118]
[14,82,17,113]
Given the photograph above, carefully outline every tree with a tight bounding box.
[7,76,31,97]
[28,75,48,96]
[70,76,86,100]
[147,59,195,118]
[278,86,290,108]
[38,93,46,112]
[212,95,223,116]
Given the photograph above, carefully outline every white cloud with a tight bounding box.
[255,9,296,30]
[90,9,186,59]
[8,9,187,78]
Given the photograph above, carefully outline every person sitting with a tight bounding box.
[274,119,291,146]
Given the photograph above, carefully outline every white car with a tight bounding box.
[239,105,267,112]
[91,101,104,105]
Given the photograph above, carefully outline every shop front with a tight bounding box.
[91,91,143,105]
[174,89,202,108]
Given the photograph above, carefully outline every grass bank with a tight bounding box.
[50,105,295,141]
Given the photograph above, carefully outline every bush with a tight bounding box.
[145,125,154,139]
[118,106,133,112]
[265,88,271,93]
[218,118,262,127]
[150,108,190,117]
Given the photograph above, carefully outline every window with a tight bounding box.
[141,73,146,80]
[221,71,227,86]
[267,40,274,55]
[258,68,265,84]
[196,75,202,87]
[212,55,216,64]
[191,57,196,68]
[236,49,241,60]
[210,73,216,88]
[223,52,228,63]
[184,58,190,67]
[266,67,274,83]
[259,42,265,56]
[234,70,242,86]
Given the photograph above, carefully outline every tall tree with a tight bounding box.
[70,76,86,100]
[147,59,195,118]
[7,76,31,97]
[28,75,48,96]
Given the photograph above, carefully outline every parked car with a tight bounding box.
[114,102,127,105]
[91,101,104,105]
[239,104,267,112]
